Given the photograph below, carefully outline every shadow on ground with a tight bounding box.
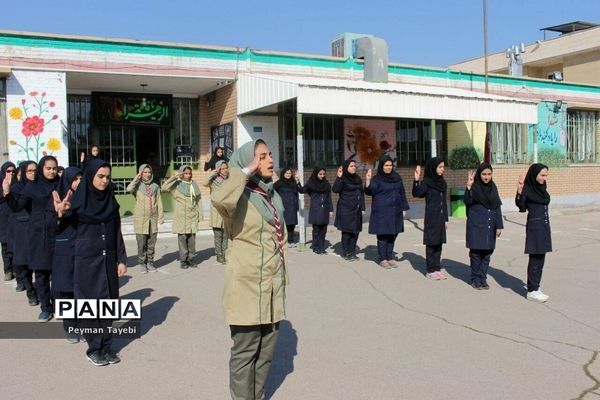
[264,320,298,400]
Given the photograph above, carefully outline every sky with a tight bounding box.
[2,0,600,67]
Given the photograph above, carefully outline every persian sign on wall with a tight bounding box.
[7,71,68,164]
[344,118,396,169]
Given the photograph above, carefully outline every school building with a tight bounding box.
[0,27,599,218]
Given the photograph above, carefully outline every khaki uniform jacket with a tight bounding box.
[126,178,164,235]
[202,172,224,229]
[211,168,288,326]
[163,175,203,234]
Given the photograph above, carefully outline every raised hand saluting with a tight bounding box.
[466,170,475,190]
[337,166,343,178]
[517,175,525,195]
[414,165,421,181]
[52,189,73,218]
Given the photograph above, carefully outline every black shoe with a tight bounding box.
[349,254,359,261]
[471,280,482,290]
[15,282,25,292]
[28,297,40,306]
[180,263,189,270]
[66,332,80,344]
[188,261,197,268]
[38,311,53,322]
[480,279,490,290]
[86,350,109,366]
[104,350,121,364]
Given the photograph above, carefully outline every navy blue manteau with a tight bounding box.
[464,190,504,250]
[303,189,333,225]
[515,195,552,254]
[412,181,448,245]
[332,178,365,233]
[366,179,410,235]
[274,180,302,226]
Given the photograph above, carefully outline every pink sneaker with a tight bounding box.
[426,272,442,280]
[437,271,448,280]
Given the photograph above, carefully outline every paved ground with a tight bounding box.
[1,207,599,399]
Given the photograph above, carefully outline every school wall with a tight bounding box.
[198,82,237,216]
[237,115,280,170]
[446,121,486,155]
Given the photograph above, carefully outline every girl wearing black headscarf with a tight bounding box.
[412,157,449,280]
[52,166,82,342]
[274,166,303,247]
[365,156,410,268]
[515,163,552,303]
[204,146,228,171]
[303,166,333,254]
[0,161,16,281]
[332,159,365,261]
[7,156,59,321]
[464,163,503,290]
[3,161,37,304]
[69,159,127,365]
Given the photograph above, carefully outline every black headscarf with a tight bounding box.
[71,159,119,224]
[13,161,36,195]
[274,166,297,191]
[523,163,550,205]
[470,162,502,209]
[57,167,82,199]
[205,147,228,171]
[305,166,331,194]
[23,155,59,199]
[0,162,16,204]
[423,157,447,193]
[341,159,362,186]
[373,155,401,184]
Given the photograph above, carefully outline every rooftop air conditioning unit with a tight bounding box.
[549,71,563,81]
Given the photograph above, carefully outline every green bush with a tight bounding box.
[537,148,568,167]
[449,146,481,169]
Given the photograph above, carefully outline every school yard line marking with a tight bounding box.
[579,227,600,232]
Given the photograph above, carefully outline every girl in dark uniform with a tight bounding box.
[0,161,16,281]
[412,157,449,280]
[332,159,365,261]
[69,159,127,366]
[515,163,552,303]
[3,161,37,304]
[464,163,503,290]
[303,166,333,254]
[274,166,302,247]
[52,167,82,342]
[18,156,60,322]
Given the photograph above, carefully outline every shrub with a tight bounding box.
[449,146,481,169]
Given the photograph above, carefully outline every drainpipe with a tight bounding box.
[296,112,306,250]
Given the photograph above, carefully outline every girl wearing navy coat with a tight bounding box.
[3,161,37,304]
[52,167,82,342]
[333,159,365,261]
[365,156,410,269]
[0,161,16,281]
[69,159,127,366]
[6,156,59,321]
[274,166,303,247]
[303,166,333,254]
[464,163,503,290]
[515,163,552,303]
[412,157,449,280]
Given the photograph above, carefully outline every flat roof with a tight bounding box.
[540,21,598,34]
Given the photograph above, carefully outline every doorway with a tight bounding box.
[135,127,161,184]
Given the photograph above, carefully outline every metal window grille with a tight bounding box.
[396,119,444,165]
[96,125,135,167]
[567,111,597,163]
[173,98,199,164]
[67,95,92,165]
[489,122,528,164]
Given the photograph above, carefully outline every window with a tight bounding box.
[488,122,528,164]
[67,95,92,165]
[173,98,200,165]
[567,111,597,163]
[396,119,445,165]
[279,101,344,167]
[97,125,135,166]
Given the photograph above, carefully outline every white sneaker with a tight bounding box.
[537,289,550,301]
[526,290,549,303]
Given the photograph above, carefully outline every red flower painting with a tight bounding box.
[21,116,45,137]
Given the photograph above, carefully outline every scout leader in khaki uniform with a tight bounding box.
[211,138,288,400]
[126,164,164,273]
[163,165,203,269]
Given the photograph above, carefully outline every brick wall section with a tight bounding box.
[196,82,237,199]
[298,165,600,210]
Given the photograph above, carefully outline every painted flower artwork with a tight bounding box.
[344,119,397,169]
[9,91,61,162]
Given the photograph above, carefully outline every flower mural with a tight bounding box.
[344,119,397,169]
[9,91,61,161]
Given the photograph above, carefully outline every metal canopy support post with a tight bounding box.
[430,119,437,157]
[296,112,306,250]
